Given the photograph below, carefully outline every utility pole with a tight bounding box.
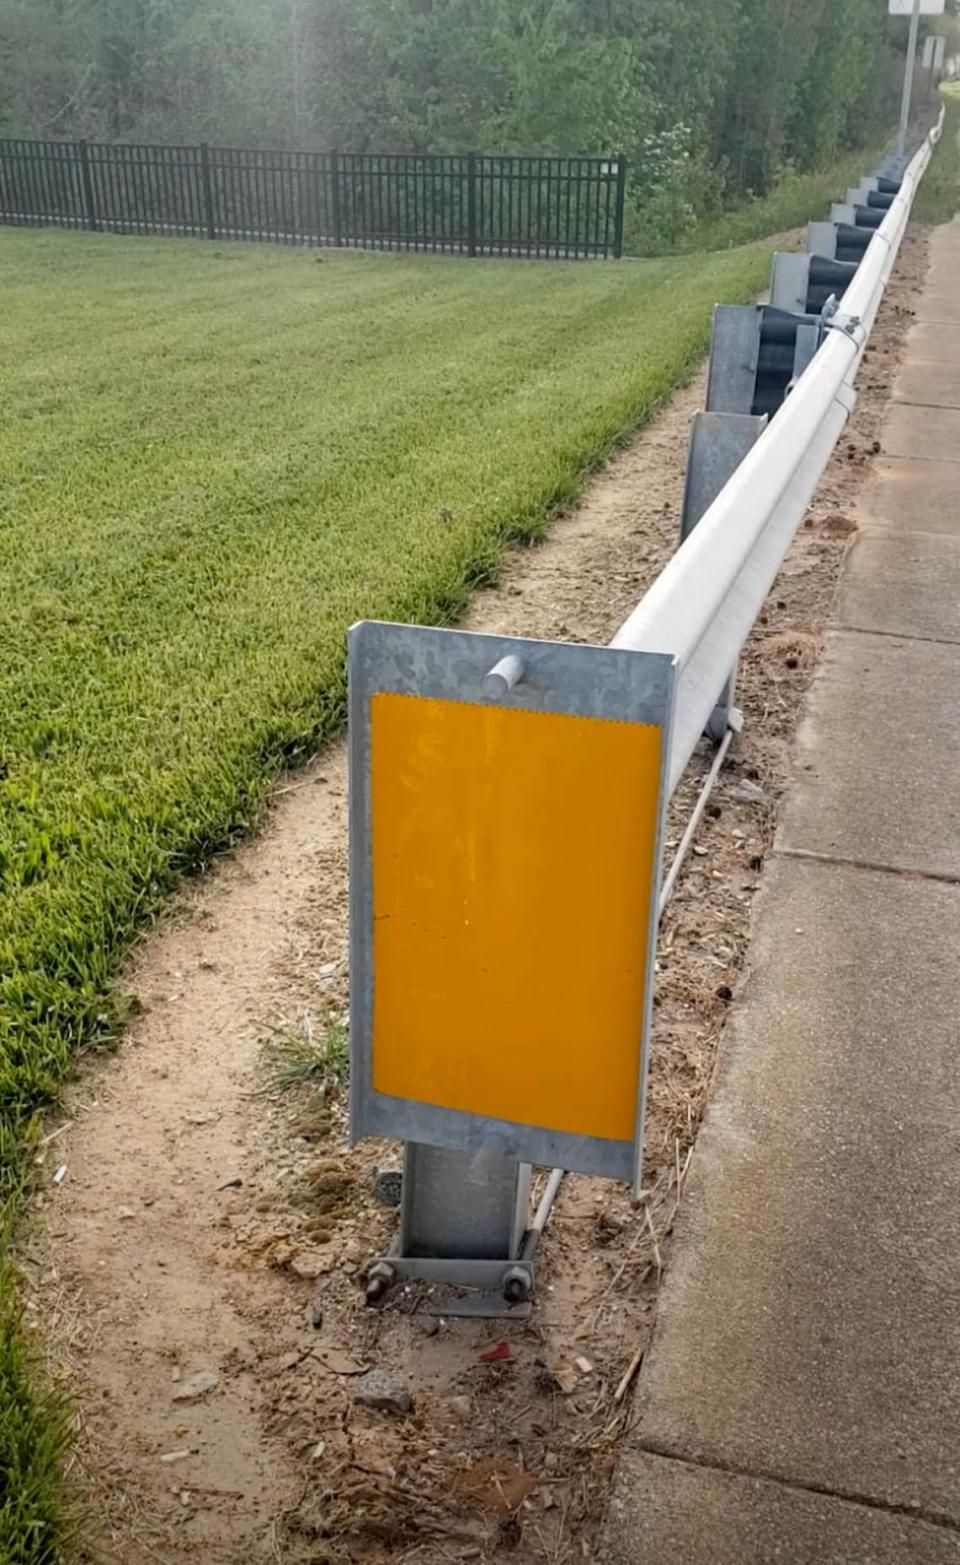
[897,0,924,159]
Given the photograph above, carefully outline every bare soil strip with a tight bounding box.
[23,229,929,1565]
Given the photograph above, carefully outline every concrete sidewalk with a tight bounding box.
[599,222,960,1563]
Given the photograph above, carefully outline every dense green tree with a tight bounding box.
[0,0,915,200]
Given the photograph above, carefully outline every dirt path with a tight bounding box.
[25,230,929,1565]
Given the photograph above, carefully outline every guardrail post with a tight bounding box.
[77,139,98,231]
[613,156,628,259]
[199,142,216,240]
[679,411,766,739]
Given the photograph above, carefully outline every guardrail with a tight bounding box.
[615,127,939,788]
[348,111,944,1319]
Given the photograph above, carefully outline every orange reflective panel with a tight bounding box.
[369,692,663,1144]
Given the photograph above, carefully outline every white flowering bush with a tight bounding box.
[627,122,719,251]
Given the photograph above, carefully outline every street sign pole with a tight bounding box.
[897,0,924,158]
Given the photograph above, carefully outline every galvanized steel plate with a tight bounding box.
[348,621,676,1185]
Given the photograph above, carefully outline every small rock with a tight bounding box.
[217,1176,242,1191]
[446,1395,473,1420]
[575,1356,594,1375]
[371,1166,403,1207]
[353,1368,413,1415]
[159,1450,191,1464]
[172,1370,220,1403]
[307,1298,324,1330]
[310,1440,326,1461]
[730,778,766,805]
[290,1250,335,1280]
[117,1206,136,1220]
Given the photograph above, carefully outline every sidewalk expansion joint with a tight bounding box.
[636,1441,960,1537]
[856,523,960,543]
[892,397,960,413]
[776,845,960,888]
[837,623,960,650]
[872,450,960,467]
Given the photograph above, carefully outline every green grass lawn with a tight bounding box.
[913,88,960,225]
[0,227,776,1559]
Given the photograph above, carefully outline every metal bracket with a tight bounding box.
[822,297,864,341]
[680,412,766,739]
[365,1146,536,1317]
[769,252,811,315]
[807,221,838,259]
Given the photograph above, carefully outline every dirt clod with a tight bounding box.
[171,1370,220,1403]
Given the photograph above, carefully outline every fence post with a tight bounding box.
[613,156,628,260]
[77,140,98,231]
[467,151,477,257]
[330,150,343,246]
[199,142,216,240]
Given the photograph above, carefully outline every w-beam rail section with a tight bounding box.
[351,111,943,1317]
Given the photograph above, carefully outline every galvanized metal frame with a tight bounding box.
[807,220,838,258]
[348,620,677,1189]
[770,252,812,314]
[680,411,767,740]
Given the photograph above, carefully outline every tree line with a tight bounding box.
[0,0,938,226]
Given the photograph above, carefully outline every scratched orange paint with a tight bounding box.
[369,692,662,1143]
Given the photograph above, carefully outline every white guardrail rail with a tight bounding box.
[347,110,944,1320]
[615,112,943,791]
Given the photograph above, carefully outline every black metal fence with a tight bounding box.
[0,139,627,260]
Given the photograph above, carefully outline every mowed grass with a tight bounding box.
[914,89,960,225]
[0,226,769,1559]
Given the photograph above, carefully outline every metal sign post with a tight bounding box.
[892,0,943,158]
[349,621,676,1312]
[923,31,947,95]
